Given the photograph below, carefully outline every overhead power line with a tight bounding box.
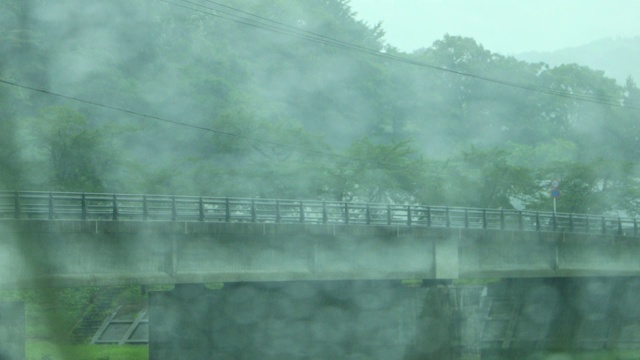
[1,2,636,204]
[2,78,496,187]
[0,78,384,166]
[1,78,632,194]
[162,0,640,110]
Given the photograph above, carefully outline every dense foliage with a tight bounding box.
[1,0,639,216]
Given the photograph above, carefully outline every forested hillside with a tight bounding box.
[517,36,640,86]
[1,0,639,215]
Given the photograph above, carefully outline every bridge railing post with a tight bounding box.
[225,198,231,222]
[500,209,505,230]
[344,202,349,224]
[13,191,21,220]
[365,204,371,225]
[601,216,606,234]
[48,192,54,220]
[299,201,305,223]
[407,206,412,226]
[518,211,523,230]
[275,200,281,223]
[322,202,328,224]
[482,209,487,229]
[81,193,87,220]
[569,214,573,232]
[387,205,391,225]
[143,195,149,221]
[171,196,177,221]
[464,208,469,228]
[618,217,623,235]
[198,197,204,222]
[251,199,257,223]
[535,212,540,231]
[635,218,638,237]
[585,215,590,233]
[426,206,431,227]
[445,207,450,228]
[112,194,118,221]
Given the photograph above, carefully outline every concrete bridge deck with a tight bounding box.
[1,191,639,289]
[2,192,640,359]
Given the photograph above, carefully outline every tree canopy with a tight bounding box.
[1,0,639,216]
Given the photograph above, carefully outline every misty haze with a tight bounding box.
[1,1,640,359]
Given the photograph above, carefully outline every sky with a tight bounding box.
[348,0,639,55]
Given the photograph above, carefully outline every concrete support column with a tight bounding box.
[408,284,485,360]
[149,281,488,359]
[149,278,639,359]
[149,284,215,360]
[454,286,485,360]
[405,284,455,359]
[0,301,25,360]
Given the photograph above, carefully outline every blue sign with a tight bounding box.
[551,188,560,198]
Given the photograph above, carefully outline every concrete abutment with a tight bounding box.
[149,281,481,359]
[0,301,25,360]
[148,278,640,359]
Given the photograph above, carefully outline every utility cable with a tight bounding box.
[193,0,634,106]
[0,78,395,166]
[3,1,637,188]
[163,0,640,110]
[5,77,638,208]
[0,77,570,192]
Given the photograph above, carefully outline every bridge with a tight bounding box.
[0,191,638,288]
[0,192,640,288]
[2,191,640,359]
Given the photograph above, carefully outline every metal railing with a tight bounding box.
[0,191,637,237]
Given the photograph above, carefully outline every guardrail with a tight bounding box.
[0,191,637,236]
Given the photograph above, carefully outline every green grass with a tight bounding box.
[27,340,147,360]
[528,351,640,359]
[0,288,148,359]
[26,341,640,360]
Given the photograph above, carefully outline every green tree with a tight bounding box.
[0,114,21,189]
[27,106,112,192]
[325,138,430,203]
[529,160,640,215]
[443,147,539,209]
[186,109,331,198]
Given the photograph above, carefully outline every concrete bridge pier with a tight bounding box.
[479,277,640,358]
[0,301,25,360]
[148,284,215,359]
[148,281,483,359]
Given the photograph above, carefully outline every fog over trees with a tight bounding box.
[2,1,640,358]
[1,0,639,215]
[517,36,640,86]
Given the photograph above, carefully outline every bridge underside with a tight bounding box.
[3,194,639,359]
[1,219,640,289]
[148,277,640,359]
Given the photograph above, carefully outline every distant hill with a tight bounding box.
[516,37,640,85]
